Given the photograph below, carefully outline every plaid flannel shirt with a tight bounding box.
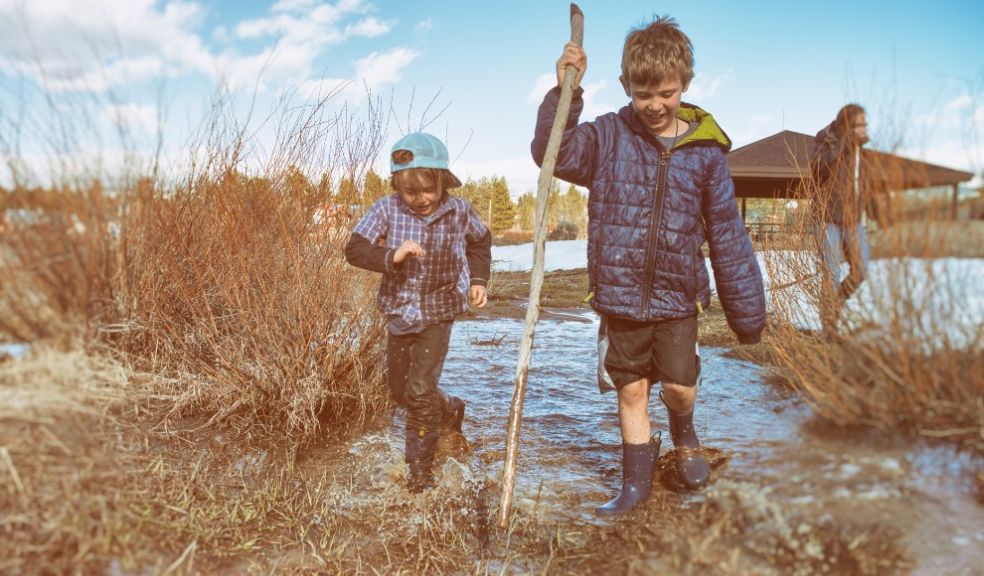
[350,193,490,328]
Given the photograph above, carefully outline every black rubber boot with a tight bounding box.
[440,392,466,434]
[661,393,710,490]
[594,435,660,517]
[406,428,439,493]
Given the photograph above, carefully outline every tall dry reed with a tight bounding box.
[0,87,392,446]
[758,146,982,448]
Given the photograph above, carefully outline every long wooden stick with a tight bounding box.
[497,2,584,529]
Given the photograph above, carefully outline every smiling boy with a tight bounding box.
[532,16,766,516]
[345,132,492,492]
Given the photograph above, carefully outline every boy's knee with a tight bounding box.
[406,386,442,415]
[617,379,649,406]
[660,382,696,411]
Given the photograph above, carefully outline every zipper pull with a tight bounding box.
[696,299,703,314]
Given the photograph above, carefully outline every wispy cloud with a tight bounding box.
[103,103,158,132]
[344,17,392,38]
[0,0,399,94]
[0,0,212,92]
[298,46,420,100]
[527,73,556,103]
[527,73,615,119]
[686,69,734,102]
[414,18,434,36]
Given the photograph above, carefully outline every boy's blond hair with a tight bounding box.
[621,15,694,88]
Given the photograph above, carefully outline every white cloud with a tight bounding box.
[414,18,433,36]
[271,0,320,12]
[686,68,734,102]
[344,17,392,38]
[528,74,615,119]
[0,0,213,92]
[528,73,556,102]
[0,0,398,94]
[898,139,982,177]
[354,47,419,90]
[943,93,972,114]
[581,79,615,119]
[298,77,352,100]
[223,0,402,92]
[297,46,420,101]
[103,103,158,132]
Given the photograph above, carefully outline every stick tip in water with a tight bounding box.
[570,3,583,18]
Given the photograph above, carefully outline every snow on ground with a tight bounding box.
[491,240,592,272]
[493,240,984,347]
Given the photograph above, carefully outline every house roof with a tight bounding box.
[726,130,975,197]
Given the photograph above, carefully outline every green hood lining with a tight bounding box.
[675,104,732,151]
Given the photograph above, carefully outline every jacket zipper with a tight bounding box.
[640,149,671,318]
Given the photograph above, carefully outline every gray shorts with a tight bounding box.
[603,314,700,388]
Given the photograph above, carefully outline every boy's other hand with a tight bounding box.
[556,42,586,89]
[393,240,425,263]
[469,285,488,308]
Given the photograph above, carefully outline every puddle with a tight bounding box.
[301,315,981,574]
[440,316,982,574]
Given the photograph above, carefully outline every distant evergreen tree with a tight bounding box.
[363,169,389,204]
[283,165,315,205]
[316,172,333,202]
[489,176,515,234]
[516,192,535,230]
[558,183,587,238]
[546,178,563,229]
[335,176,359,206]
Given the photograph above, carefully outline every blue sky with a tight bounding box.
[1,0,981,192]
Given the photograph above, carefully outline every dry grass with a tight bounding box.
[0,89,391,450]
[758,174,983,450]
[870,218,984,259]
[0,349,912,574]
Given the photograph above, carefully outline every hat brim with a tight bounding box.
[443,170,462,189]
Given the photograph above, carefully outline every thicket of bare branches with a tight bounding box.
[0,87,391,445]
[758,153,982,448]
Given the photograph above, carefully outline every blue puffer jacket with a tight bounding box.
[532,87,766,343]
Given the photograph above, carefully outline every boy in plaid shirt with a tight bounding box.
[345,132,492,493]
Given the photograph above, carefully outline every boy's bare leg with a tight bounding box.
[617,378,652,444]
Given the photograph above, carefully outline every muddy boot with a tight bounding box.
[405,428,439,493]
[440,392,466,434]
[662,393,710,490]
[594,435,660,517]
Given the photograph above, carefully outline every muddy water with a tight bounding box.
[421,314,981,575]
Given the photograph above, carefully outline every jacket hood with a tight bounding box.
[815,121,860,158]
[815,122,846,146]
[618,102,732,152]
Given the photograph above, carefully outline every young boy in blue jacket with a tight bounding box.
[345,132,492,493]
[533,16,766,516]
